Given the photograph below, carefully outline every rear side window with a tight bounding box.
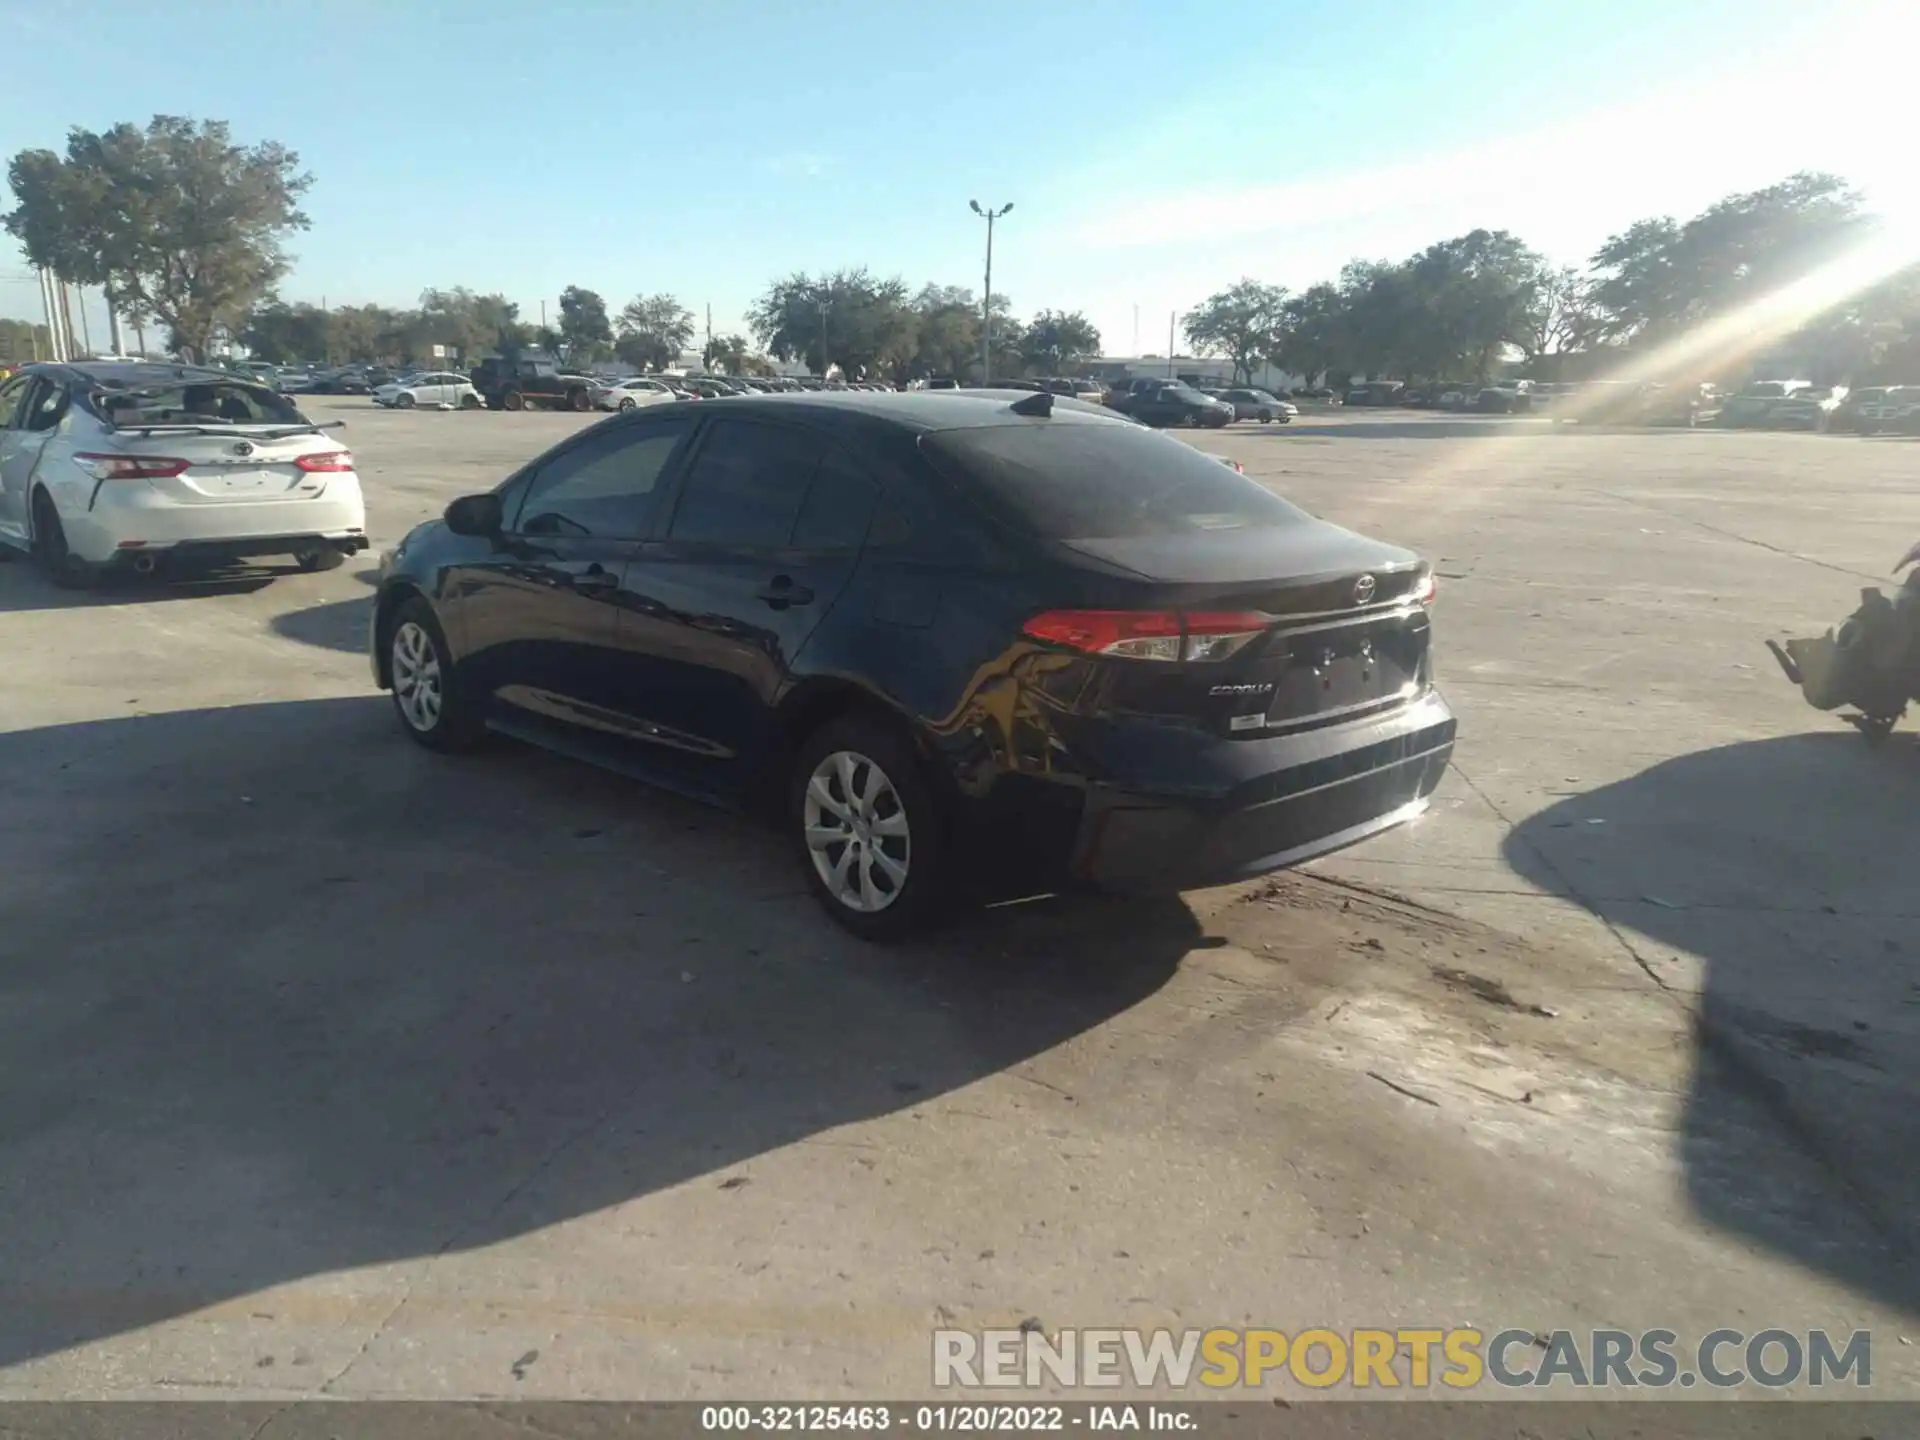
[792,449,879,551]
[94,378,300,426]
[668,419,827,548]
[921,423,1310,541]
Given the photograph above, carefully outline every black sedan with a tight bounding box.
[370,391,1455,938]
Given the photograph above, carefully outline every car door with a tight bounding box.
[608,417,880,801]
[448,415,694,751]
[0,373,40,546]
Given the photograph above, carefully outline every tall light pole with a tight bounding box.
[970,199,1013,384]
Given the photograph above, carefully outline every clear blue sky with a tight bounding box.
[1,0,1911,353]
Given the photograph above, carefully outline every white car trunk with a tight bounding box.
[115,429,351,506]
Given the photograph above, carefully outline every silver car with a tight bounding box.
[593,376,682,412]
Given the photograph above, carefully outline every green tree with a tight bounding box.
[615,292,694,371]
[749,268,916,378]
[0,318,52,363]
[240,298,329,363]
[909,283,981,378]
[1184,280,1289,384]
[1020,309,1102,374]
[557,285,614,364]
[1589,172,1867,344]
[703,333,752,373]
[1272,283,1345,387]
[5,116,311,363]
[1405,229,1546,381]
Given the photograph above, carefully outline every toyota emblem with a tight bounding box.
[1353,573,1377,604]
[233,440,255,458]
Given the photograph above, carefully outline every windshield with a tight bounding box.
[921,422,1310,541]
[92,377,306,427]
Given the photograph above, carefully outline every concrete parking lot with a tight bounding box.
[2,399,1917,1399]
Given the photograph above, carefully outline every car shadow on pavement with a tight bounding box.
[0,696,1195,1371]
[0,564,277,612]
[1503,729,1920,1316]
[272,595,374,654]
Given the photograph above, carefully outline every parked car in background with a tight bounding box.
[1473,382,1536,413]
[374,371,483,410]
[1217,388,1296,423]
[1762,385,1847,431]
[1717,380,1813,428]
[1839,384,1920,434]
[471,355,598,412]
[368,388,1452,938]
[1436,389,1471,411]
[0,360,367,585]
[594,376,683,411]
[1110,380,1233,428]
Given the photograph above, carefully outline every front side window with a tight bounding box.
[514,419,692,538]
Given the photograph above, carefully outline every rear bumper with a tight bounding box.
[1061,692,1457,893]
[62,486,368,565]
[108,532,371,570]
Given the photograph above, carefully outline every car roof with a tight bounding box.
[27,360,249,389]
[618,389,1138,434]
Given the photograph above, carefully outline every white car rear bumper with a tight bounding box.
[60,479,368,564]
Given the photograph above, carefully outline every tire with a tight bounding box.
[385,597,485,752]
[396,392,416,409]
[460,392,481,410]
[791,712,949,941]
[618,397,637,411]
[1183,411,1202,428]
[568,387,593,412]
[30,489,93,589]
[502,390,526,412]
[295,546,347,572]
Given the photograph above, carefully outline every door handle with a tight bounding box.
[756,575,814,607]
[570,565,619,592]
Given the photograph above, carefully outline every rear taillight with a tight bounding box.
[1021,609,1270,663]
[295,451,354,473]
[73,453,190,481]
[1411,569,1437,606]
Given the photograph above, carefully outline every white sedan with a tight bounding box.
[373,372,482,410]
[593,376,682,411]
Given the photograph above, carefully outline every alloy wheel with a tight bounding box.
[803,749,912,913]
[391,620,443,732]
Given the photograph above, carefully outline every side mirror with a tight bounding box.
[445,492,503,536]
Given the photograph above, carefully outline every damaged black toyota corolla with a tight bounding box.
[371,389,1457,939]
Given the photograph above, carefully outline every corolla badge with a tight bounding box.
[1353,573,1377,604]
[1209,681,1274,696]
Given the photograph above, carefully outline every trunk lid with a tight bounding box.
[1056,523,1433,736]
[113,429,352,506]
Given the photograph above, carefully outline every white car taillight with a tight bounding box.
[295,451,355,473]
[73,452,190,481]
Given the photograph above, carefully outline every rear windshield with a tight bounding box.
[921,423,1310,541]
[92,377,305,426]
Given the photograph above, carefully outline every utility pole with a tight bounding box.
[59,283,78,359]
[1167,312,1176,378]
[38,270,59,360]
[705,303,713,360]
[76,285,92,356]
[969,199,1013,384]
[818,299,829,378]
